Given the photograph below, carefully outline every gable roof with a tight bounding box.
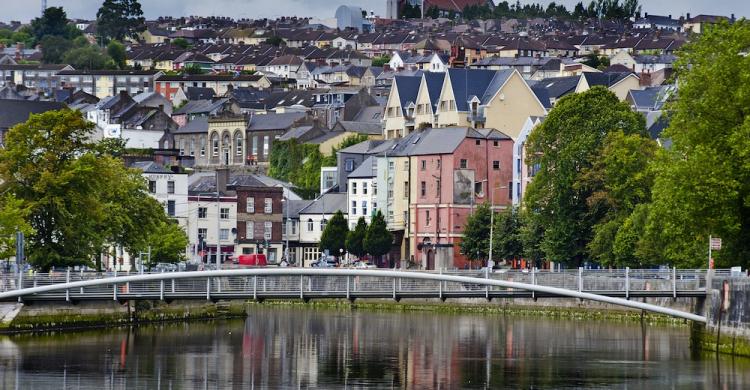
[447,69,499,111]
[130,161,173,174]
[393,75,422,112]
[0,99,66,130]
[348,156,377,179]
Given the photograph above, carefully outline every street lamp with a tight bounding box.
[281,195,292,266]
[487,182,508,270]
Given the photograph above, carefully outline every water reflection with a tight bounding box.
[0,306,748,389]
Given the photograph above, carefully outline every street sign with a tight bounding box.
[710,237,722,250]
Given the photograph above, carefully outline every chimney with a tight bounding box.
[644,12,648,18]
[686,13,691,20]
[731,14,735,21]
[158,104,164,112]
[216,167,229,193]
[668,14,672,19]
[119,89,129,99]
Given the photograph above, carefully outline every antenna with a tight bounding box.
[41,0,47,16]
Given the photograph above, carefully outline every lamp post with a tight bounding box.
[487,182,508,270]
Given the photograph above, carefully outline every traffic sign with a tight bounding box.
[710,237,722,250]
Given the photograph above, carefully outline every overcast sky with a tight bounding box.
[3,0,748,23]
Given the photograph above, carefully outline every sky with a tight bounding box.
[2,0,748,23]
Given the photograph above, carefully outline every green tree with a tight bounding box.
[107,40,127,69]
[0,194,33,260]
[30,7,73,42]
[580,131,658,267]
[364,211,392,260]
[0,109,168,271]
[96,0,146,42]
[319,210,349,258]
[372,55,390,67]
[346,217,368,258]
[491,208,523,263]
[140,220,188,268]
[265,35,284,46]
[63,45,115,70]
[523,87,646,266]
[643,21,750,269]
[171,37,190,49]
[460,202,492,265]
[40,35,73,64]
[519,209,545,265]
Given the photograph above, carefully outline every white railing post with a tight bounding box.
[206,277,211,300]
[577,267,583,292]
[160,270,165,301]
[625,267,630,300]
[80,269,84,294]
[438,269,443,300]
[299,275,304,299]
[253,275,257,300]
[393,278,397,300]
[531,267,537,299]
[113,270,118,301]
[672,267,677,299]
[346,276,351,300]
[171,278,175,293]
[65,268,70,302]
[485,267,490,299]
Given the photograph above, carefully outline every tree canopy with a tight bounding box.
[460,203,492,263]
[346,217,368,258]
[523,87,646,266]
[364,211,392,258]
[319,210,349,257]
[642,20,750,269]
[96,0,146,42]
[0,109,178,271]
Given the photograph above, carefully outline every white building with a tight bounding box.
[512,116,545,207]
[187,171,238,263]
[297,192,347,266]
[346,156,378,229]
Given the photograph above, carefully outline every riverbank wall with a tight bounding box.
[691,277,750,357]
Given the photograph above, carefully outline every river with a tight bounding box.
[0,305,748,389]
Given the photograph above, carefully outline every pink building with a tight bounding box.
[407,128,514,269]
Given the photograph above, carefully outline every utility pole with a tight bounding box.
[216,170,221,270]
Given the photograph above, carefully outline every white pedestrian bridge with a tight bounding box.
[0,268,732,323]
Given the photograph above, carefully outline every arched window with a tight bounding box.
[320,218,327,231]
[234,131,243,156]
[222,132,231,164]
[189,136,195,156]
[211,133,219,156]
[200,135,206,157]
[307,218,314,232]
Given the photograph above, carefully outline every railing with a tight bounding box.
[0,268,720,322]
[0,267,722,297]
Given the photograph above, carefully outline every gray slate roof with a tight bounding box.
[248,112,306,131]
[0,99,66,130]
[174,117,209,134]
[130,161,173,174]
[348,156,377,179]
[298,192,347,215]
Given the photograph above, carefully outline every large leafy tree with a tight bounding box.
[40,35,73,64]
[364,211,392,259]
[96,0,146,42]
[460,203,492,264]
[491,208,523,263]
[63,45,115,70]
[579,131,658,267]
[346,217,368,258]
[140,220,188,268]
[0,109,169,271]
[107,40,127,69]
[30,7,77,42]
[524,86,646,266]
[644,21,750,269]
[319,210,349,258]
[0,195,33,260]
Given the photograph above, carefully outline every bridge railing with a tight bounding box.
[0,268,724,297]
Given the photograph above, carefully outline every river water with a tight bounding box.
[0,306,748,389]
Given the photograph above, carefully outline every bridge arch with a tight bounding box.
[0,269,706,323]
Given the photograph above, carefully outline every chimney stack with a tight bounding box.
[216,167,229,193]
[686,13,691,20]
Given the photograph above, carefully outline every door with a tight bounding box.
[426,250,435,270]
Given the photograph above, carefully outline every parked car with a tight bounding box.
[237,254,267,266]
[353,261,376,269]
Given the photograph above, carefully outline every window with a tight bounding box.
[220,208,229,219]
[198,207,207,219]
[264,198,272,214]
[460,159,468,169]
[493,160,500,170]
[475,182,484,196]
[219,228,229,240]
[475,139,481,146]
[351,182,357,194]
[351,200,357,215]
[420,181,426,197]
[246,197,255,213]
[362,201,367,216]
[200,137,206,157]
[508,181,513,200]
[421,160,426,170]
[362,182,368,195]
[148,181,156,193]
[291,220,297,234]
[320,218,327,231]
[235,133,243,155]
[437,159,441,169]
[404,181,409,198]
[263,136,269,156]
[212,134,219,156]
[426,210,431,225]
[307,218,314,231]
[167,200,175,216]
[167,181,175,194]
[198,228,207,240]
[436,179,441,197]
[403,160,409,171]
[246,221,254,239]
[190,137,195,156]
[252,136,258,156]
[388,161,394,170]
[493,141,499,147]
[264,222,272,240]
[387,183,393,199]
[345,158,355,172]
